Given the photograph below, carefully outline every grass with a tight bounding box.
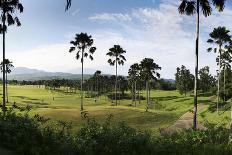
[1,85,230,134]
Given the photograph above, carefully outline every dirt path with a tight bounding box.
[164,104,208,134]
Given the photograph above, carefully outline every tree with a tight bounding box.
[69,32,96,111]
[65,0,72,11]
[107,45,126,106]
[140,58,161,112]
[198,66,215,92]
[178,0,226,130]
[217,48,232,101]
[0,59,13,103]
[128,63,140,107]
[93,70,102,97]
[0,0,23,110]
[207,26,231,113]
[175,65,194,96]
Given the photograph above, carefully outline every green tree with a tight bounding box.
[69,32,96,111]
[0,0,23,110]
[140,58,161,112]
[128,63,140,106]
[178,0,226,130]
[107,45,126,106]
[207,26,231,113]
[0,59,13,103]
[198,66,215,92]
[93,70,102,97]
[175,65,194,96]
[218,45,232,101]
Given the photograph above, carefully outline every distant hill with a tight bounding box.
[7,67,175,82]
[8,67,92,81]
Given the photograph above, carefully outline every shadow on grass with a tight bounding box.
[208,101,231,115]
[174,98,191,103]
[153,96,183,101]
[13,96,40,101]
[22,101,49,105]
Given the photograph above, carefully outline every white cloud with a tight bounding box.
[71,9,79,16]
[89,13,132,22]
[4,1,232,79]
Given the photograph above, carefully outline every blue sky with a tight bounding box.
[2,0,232,78]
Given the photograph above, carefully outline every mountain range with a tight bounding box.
[6,67,175,82]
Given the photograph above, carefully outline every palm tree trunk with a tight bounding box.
[193,0,199,130]
[131,82,134,104]
[224,65,226,102]
[135,81,137,107]
[217,46,222,114]
[81,49,84,111]
[6,72,8,103]
[146,81,148,112]
[2,17,6,111]
[115,57,118,106]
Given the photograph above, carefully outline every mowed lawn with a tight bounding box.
[1,85,227,134]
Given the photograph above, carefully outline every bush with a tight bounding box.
[1,109,232,155]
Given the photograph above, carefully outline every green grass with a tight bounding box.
[1,85,230,134]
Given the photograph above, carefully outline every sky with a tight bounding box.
[1,0,232,79]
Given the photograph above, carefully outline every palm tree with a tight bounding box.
[216,48,232,102]
[65,0,72,11]
[140,58,161,112]
[207,26,231,113]
[107,45,126,106]
[128,63,140,107]
[93,70,101,97]
[69,32,96,111]
[0,0,23,110]
[178,0,226,130]
[0,59,13,103]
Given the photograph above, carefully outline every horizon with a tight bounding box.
[1,0,232,79]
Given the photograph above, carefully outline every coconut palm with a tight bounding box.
[128,63,140,107]
[0,0,23,110]
[207,26,231,113]
[69,32,96,111]
[140,58,161,112]
[178,0,226,130]
[107,45,126,106]
[0,59,14,103]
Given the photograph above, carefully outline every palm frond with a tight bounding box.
[212,0,226,12]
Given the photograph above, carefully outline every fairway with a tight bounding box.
[2,85,226,134]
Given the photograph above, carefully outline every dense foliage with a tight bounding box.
[1,109,232,155]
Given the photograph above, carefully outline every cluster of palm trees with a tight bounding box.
[178,0,227,130]
[68,33,162,112]
[128,58,161,111]
[207,26,232,114]
[0,0,23,111]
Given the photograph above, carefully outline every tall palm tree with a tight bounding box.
[140,58,161,112]
[69,32,96,111]
[207,26,231,113]
[0,59,13,103]
[0,0,23,110]
[107,45,126,106]
[128,63,140,107]
[178,0,226,130]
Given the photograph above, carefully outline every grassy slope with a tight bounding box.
[2,85,227,134]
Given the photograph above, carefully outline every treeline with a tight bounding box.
[3,75,176,93]
[175,65,218,96]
